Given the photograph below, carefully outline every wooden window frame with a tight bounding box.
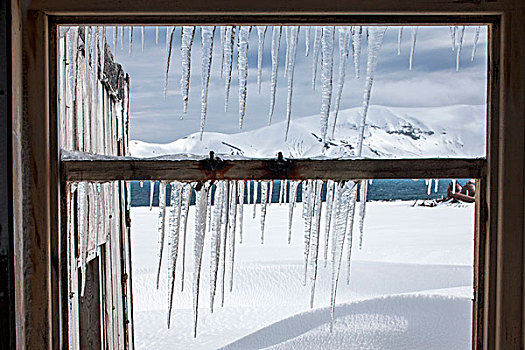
[12,1,525,349]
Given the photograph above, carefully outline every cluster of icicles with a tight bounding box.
[151,178,372,336]
[109,24,481,145]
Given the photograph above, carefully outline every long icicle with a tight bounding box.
[268,26,282,125]
[352,26,362,79]
[252,180,259,219]
[331,27,352,138]
[181,26,196,113]
[180,183,192,292]
[167,182,183,328]
[228,181,238,291]
[238,181,245,244]
[397,27,403,55]
[192,182,210,338]
[260,181,269,244]
[305,26,311,56]
[141,26,145,51]
[288,181,299,244]
[358,180,368,249]
[256,26,267,94]
[345,188,358,284]
[284,26,300,141]
[309,180,324,308]
[409,27,418,71]
[155,181,168,289]
[220,26,226,78]
[471,26,481,61]
[156,26,159,44]
[163,27,175,101]
[220,182,231,307]
[311,27,322,89]
[320,26,335,145]
[149,180,155,210]
[456,26,465,72]
[128,26,133,56]
[303,180,315,285]
[209,181,223,313]
[199,26,216,139]
[323,180,335,267]
[238,26,251,129]
[223,26,236,112]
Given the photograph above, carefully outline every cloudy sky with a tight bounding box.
[109,25,487,143]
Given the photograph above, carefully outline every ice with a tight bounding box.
[199,26,216,139]
[220,27,225,78]
[219,181,230,307]
[260,181,269,244]
[331,27,352,138]
[279,180,285,204]
[471,26,481,61]
[356,27,387,156]
[305,26,311,56]
[435,178,439,193]
[330,181,355,331]
[303,180,315,285]
[181,26,196,113]
[319,26,335,145]
[238,181,245,244]
[78,182,88,296]
[156,26,159,44]
[256,26,267,93]
[163,27,175,100]
[284,27,290,78]
[155,181,168,289]
[455,26,465,71]
[397,27,403,55]
[352,26,362,79]
[427,179,432,195]
[268,26,282,125]
[409,27,418,71]
[129,26,133,56]
[228,181,238,291]
[309,180,323,308]
[345,192,358,285]
[358,180,368,249]
[323,180,335,267]
[149,180,155,210]
[192,182,210,337]
[284,26,300,141]
[120,25,124,50]
[179,183,192,291]
[449,26,456,51]
[141,26,145,52]
[113,26,118,53]
[311,27,322,89]
[288,181,299,244]
[253,181,259,219]
[237,26,252,129]
[223,26,236,112]
[209,181,223,313]
[167,182,182,328]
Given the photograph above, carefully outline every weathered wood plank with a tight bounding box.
[62,157,486,181]
[79,257,102,350]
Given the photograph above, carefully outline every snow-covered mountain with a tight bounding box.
[130,105,485,159]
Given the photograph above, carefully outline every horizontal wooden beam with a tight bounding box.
[62,156,486,182]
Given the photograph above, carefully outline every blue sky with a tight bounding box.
[110,26,487,143]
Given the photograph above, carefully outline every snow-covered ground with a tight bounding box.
[132,200,474,349]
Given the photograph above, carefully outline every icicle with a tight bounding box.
[238,181,245,244]
[149,180,155,211]
[180,183,192,292]
[248,180,253,205]
[268,26,282,125]
[113,26,118,53]
[434,178,439,193]
[352,27,362,79]
[228,181,238,291]
[78,182,88,296]
[309,180,324,308]
[284,26,290,78]
[237,26,251,129]
[223,26,236,112]
[323,180,335,267]
[471,26,481,61]
[452,179,457,194]
[199,26,216,139]
[319,26,335,145]
[356,27,387,157]
[449,26,456,51]
[358,180,368,249]
[331,27,351,139]
[279,180,285,205]
[256,26,267,94]
[101,27,106,81]
[181,26,196,113]
[397,27,403,55]
[330,181,355,331]
[288,181,299,244]
[252,181,259,219]
[167,182,183,328]
[155,181,168,289]
[220,26,226,78]
[284,26,300,141]
[260,181,269,244]
[456,26,465,72]
[219,182,230,307]
[141,26,145,52]
[303,180,315,285]
[305,26,311,56]
[163,27,175,101]
[209,182,223,313]
[128,26,133,56]
[427,179,432,196]
[409,27,418,71]
[311,27,322,89]
[156,26,159,44]
[120,25,124,49]
[345,190,358,285]
[268,180,274,206]
[192,182,210,338]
